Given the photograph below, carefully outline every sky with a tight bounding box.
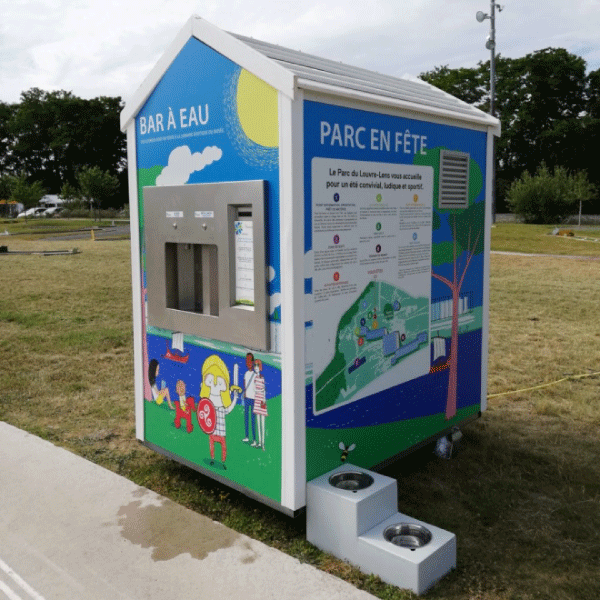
[1,0,599,106]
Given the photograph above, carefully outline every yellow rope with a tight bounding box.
[487,371,600,399]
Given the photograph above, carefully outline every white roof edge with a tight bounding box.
[298,78,501,135]
[120,15,296,131]
[120,16,500,137]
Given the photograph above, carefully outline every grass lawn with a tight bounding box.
[1,224,599,600]
[1,217,120,237]
[491,222,600,256]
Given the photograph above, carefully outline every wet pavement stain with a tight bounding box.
[117,497,248,562]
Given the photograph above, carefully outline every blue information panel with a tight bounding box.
[303,100,488,479]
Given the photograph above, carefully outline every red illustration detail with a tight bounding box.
[174,397,196,433]
[197,398,216,434]
[162,341,190,364]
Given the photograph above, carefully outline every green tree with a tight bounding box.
[0,101,16,176]
[0,174,13,200]
[421,48,599,212]
[60,181,80,202]
[7,89,126,196]
[9,174,45,218]
[418,65,487,106]
[77,166,119,217]
[507,164,595,223]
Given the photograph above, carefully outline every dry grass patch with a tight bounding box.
[1,231,600,600]
[488,254,600,424]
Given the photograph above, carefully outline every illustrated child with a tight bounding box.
[148,359,174,410]
[242,352,258,446]
[251,359,267,450]
[200,355,241,469]
[174,379,195,433]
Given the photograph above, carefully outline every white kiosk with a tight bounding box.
[121,15,499,593]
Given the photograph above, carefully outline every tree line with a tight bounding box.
[1,47,599,220]
[0,88,126,211]
[420,47,600,216]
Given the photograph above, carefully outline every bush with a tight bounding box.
[507,164,596,224]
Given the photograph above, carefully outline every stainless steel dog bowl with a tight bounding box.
[328,471,374,491]
[383,523,432,549]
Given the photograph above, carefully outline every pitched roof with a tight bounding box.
[121,16,500,134]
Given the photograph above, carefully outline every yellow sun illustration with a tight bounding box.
[236,70,278,148]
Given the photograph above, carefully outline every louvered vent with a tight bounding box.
[439,150,470,209]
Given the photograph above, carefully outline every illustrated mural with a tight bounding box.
[135,37,282,502]
[303,100,487,480]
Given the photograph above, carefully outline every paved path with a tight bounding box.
[0,422,376,600]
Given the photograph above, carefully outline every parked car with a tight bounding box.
[41,206,64,217]
[17,207,47,218]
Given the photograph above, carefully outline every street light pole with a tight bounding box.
[477,2,502,117]
[489,1,496,118]
[477,2,503,223]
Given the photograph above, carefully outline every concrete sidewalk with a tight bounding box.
[0,422,376,600]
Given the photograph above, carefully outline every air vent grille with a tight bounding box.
[439,150,470,209]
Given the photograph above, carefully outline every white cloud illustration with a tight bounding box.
[156,145,223,186]
[268,292,281,318]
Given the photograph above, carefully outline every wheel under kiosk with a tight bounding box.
[121,15,500,594]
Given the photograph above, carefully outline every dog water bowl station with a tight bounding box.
[121,15,499,593]
[308,465,457,593]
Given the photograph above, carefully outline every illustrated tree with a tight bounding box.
[414,148,484,420]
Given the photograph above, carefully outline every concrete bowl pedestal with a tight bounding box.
[306,464,456,595]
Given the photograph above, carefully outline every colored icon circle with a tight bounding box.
[372,320,379,329]
[413,194,419,202]
[358,337,364,347]
[197,398,216,434]
[333,271,340,281]
[334,193,340,202]
[376,222,382,231]
[376,194,383,202]
[360,318,366,326]
[333,234,340,244]
[376,244,381,253]
[413,232,418,241]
